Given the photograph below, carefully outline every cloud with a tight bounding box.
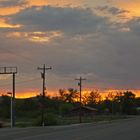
[97,5,129,15]
[0,5,140,92]
[127,17,140,34]
[0,0,26,7]
[8,6,108,35]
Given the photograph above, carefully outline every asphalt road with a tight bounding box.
[0,117,140,140]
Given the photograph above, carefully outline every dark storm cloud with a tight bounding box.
[8,6,108,35]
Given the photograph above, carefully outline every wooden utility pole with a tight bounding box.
[75,77,86,123]
[37,64,52,126]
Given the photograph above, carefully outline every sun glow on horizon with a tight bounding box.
[15,90,58,99]
[16,91,38,99]
[1,88,140,99]
[13,89,140,99]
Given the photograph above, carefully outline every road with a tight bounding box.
[0,117,140,140]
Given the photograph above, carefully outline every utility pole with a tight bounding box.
[37,64,52,126]
[0,67,17,128]
[119,93,123,115]
[75,77,86,123]
[7,92,12,128]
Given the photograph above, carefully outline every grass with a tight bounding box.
[57,115,128,125]
[1,115,128,128]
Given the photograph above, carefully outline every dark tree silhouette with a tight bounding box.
[58,88,78,103]
[87,90,102,107]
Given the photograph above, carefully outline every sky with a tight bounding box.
[0,0,140,98]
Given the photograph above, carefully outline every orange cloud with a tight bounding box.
[2,0,139,18]
[26,0,48,7]
[111,0,140,17]
[6,31,62,43]
[0,19,21,28]
[0,6,22,16]
[0,0,82,17]
[26,0,83,7]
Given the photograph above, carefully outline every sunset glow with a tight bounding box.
[15,90,58,99]
[16,91,38,99]
[13,89,140,99]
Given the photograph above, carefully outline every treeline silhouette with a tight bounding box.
[0,89,140,126]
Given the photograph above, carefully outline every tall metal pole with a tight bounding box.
[12,73,16,127]
[7,92,12,128]
[0,67,17,128]
[111,99,114,118]
[75,77,86,123]
[38,64,52,126]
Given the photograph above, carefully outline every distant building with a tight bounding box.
[70,106,98,116]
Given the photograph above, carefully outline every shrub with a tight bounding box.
[33,113,58,126]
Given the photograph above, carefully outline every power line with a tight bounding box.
[0,46,37,67]
[0,77,41,87]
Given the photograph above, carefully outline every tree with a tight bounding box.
[122,91,136,114]
[82,93,89,105]
[115,91,136,114]
[0,95,10,118]
[58,88,78,103]
[104,92,116,113]
[58,89,66,101]
[65,88,78,103]
[87,90,102,107]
